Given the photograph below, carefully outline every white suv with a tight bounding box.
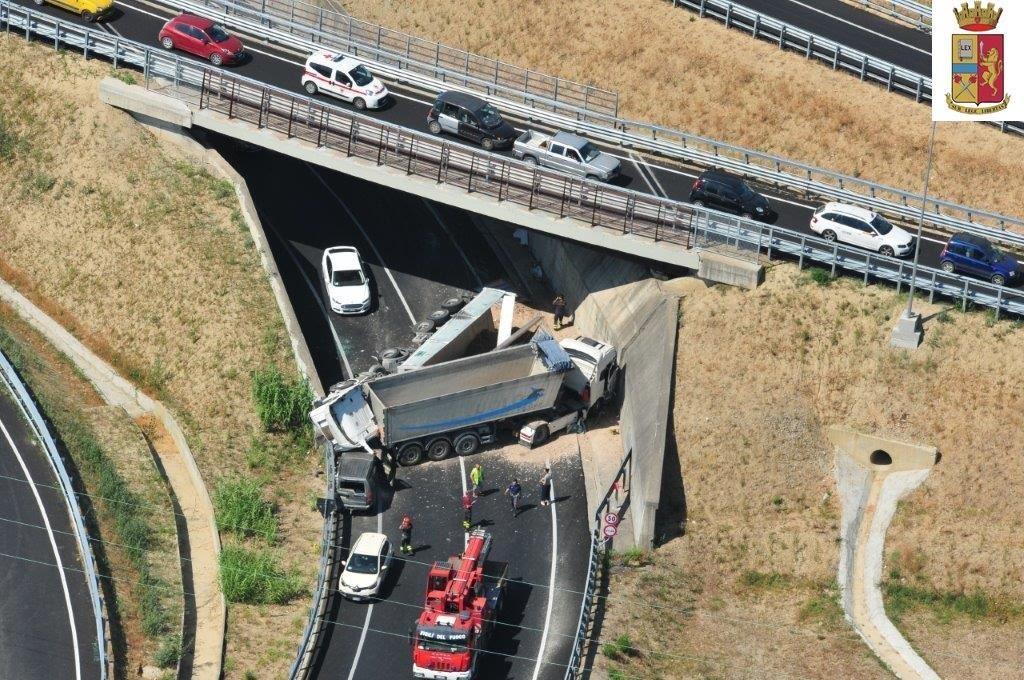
[339,532,393,601]
[301,51,389,110]
[322,246,371,315]
[810,202,914,257]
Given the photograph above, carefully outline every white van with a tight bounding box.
[301,51,389,110]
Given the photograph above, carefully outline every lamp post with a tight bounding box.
[891,121,937,349]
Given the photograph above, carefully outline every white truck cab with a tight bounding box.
[558,336,619,408]
[302,51,389,110]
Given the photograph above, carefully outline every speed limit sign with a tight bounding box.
[602,524,618,538]
[604,512,620,526]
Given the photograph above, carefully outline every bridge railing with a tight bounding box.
[152,0,619,118]
[7,1,1023,317]
[0,349,110,680]
[667,0,1023,139]
[850,0,931,31]
[124,0,1024,250]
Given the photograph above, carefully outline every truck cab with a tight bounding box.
[559,336,619,408]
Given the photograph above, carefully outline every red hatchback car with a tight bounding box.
[158,14,244,66]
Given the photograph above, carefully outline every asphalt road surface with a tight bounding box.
[740,0,931,74]
[12,0,1016,283]
[0,382,102,680]
[211,134,592,679]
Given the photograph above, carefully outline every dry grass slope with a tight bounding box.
[0,36,321,679]
[599,266,1024,679]
[341,0,1024,222]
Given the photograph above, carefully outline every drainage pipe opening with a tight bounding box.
[870,449,893,466]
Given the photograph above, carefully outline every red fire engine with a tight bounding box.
[411,529,508,680]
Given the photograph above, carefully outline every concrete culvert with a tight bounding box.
[870,449,893,466]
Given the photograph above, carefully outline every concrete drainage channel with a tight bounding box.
[832,426,941,680]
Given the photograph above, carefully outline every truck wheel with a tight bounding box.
[532,424,550,446]
[397,443,424,466]
[426,438,452,461]
[441,297,465,313]
[367,364,387,376]
[427,309,450,324]
[453,432,480,456]
[414,320,435,334]
[523,155,537,165]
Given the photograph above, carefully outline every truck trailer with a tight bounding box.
[310,333,618,466]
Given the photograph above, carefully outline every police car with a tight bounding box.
[301,51,389,110]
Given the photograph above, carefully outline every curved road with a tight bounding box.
[0,376,102,679]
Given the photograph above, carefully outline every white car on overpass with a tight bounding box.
[301,51,389,110]
[322,246,371,315]
[810,202,915,258]
[338,531,393,601]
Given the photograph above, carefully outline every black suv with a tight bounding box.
[689,170,777,223]
[426,90,516,150]
[334,450,384,512]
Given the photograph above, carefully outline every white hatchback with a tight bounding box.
[810,202,914,257]
[301,51,389,110]
[339,532,393,601]
[322,246,371,315]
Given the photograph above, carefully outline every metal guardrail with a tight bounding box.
[669,0,1024,138]
[288,443,338,679]
[5,1,1023,318]
[0,349,110,680]
[144,0,1024,253]
[162,0,619,118]
[564,449,632,680]
[851,0,931,31]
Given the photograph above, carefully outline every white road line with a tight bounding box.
[421,200,484,289]
[261,213,354,378]
[346,484,383,680]
[307,164,418,325]
[777,0,930,56]
[532,475,557,680]
[0,415,82,680]
[458,453,469,549]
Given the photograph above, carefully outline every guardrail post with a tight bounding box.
[995,288,1003,321]
[805,35,813,58]
[406,137,416,174]
[961,281,969,312]
[859,57,867,80]
[778,24,786,48]
[317,109,327,147]
[724,4,732,27]
[832,46,841,70]
[887,66,895,91]
[752,14,759,37]
[143,47,151,83]
[287,97,295,137]
[699,0,707,17]
[376,126,387,165]
[929,272,936,304]
[915,78,924,102]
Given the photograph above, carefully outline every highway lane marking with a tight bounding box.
[260,213,355,379]
[0,413,82,680]
[421,200,485,289]
[774,0,930,56]
[531,474,557,680]
[629,150,668,199]
[345,483,384,680]
[307,164,418,325]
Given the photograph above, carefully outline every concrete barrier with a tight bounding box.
[527,233,679,548]
[98,78,193,128]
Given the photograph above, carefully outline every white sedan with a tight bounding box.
[339,532,393,601]
[322,246,371,315]
[810,202,914,257]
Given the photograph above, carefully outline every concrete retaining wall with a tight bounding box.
[528,233,679,548]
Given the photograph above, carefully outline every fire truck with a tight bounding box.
[411,529,508,680]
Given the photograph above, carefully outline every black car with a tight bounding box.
[689,170,777,223]
[334,450,384,512]
[426,90,516,150]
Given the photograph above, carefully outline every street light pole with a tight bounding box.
[891,121,937,349]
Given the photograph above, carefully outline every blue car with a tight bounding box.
[939,233,1019,286]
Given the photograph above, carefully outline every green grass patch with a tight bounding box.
[109,68,137,86]
[0,112,25,160]
[804,267,833,287]
[601,634,638,661]
[741,570,791,590]
[214,477,278,542]
[154,634,181,668]
[883,581,1024,625]
[798,582,845,631]
[219,544,305,605]
[251,365,313,433]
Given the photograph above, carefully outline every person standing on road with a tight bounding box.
[539,467,552,507]
[552,294,567,331]
[470,463,484,498]
[399,515,414,555]
[505,479,522,518]
[462,491,475,530]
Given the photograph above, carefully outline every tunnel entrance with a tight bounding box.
[870,449,893,466]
